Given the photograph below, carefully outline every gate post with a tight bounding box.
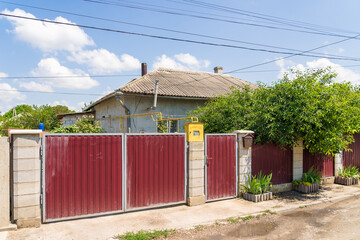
[10,130,42,228]
[187,141,206,206]
[234,130,253,196]
[293,140,303,180]
[334,153,343,176]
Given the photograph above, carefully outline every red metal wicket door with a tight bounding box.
[43,134,123,222]
[126,134,186,210]
[206,134,237,201]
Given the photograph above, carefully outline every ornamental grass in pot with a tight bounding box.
[293,167,321,193]
[241,171,273,203]
[335,166,360,185]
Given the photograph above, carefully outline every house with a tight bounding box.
[57,63,257,133]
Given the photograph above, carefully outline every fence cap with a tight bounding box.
[233,130,254,134]
[9,129,42,135]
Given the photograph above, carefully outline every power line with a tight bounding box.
[84,0,360,39]
[2,12,360,62]
[1,0,357,59]
[0,74,139,79]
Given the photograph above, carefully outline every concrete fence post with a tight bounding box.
[234,130,254,195]
[10,130,42,228]
[293,140,303,181]
[334,152,343,176]
[187,141,206,206]
[0,137,17,232]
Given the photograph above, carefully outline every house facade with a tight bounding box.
[58,64,257,133]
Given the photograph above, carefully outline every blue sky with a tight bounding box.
[1,0,360,112]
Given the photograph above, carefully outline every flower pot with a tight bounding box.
[293,183,319,193]
[242,192,273,203]
[334,176,359,186]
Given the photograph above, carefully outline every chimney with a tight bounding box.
[141,63,147,76]
[214,66,223,74]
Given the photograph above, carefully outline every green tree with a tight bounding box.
[193,68,360,155]
[52,115,105,133]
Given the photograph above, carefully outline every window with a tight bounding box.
[157,120,179,133]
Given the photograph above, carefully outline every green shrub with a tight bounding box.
[52,115,105,133]
[338,166,360,179]
[292,166,321,186]
[241,171,272,194]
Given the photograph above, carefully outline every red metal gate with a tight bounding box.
[343,133,360,168]
[126,134,186,210]
[205,134,237,201]
[43,134,123,222]
[303,149,334,177]
[252,143,292,184]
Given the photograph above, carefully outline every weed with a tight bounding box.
[116,229,174,240]
[214,221,220,225]
[264,209,277,215]
[241,215,255,221]
[256,214,261,219]
[194,225,205,231]
[227,217,239,223]
[299,205,307,209]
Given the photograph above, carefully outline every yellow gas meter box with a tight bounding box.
[185,122,204,142]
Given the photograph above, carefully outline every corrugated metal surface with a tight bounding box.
[44,135,123,221]
[343,134,360,168]
[303,149,334,177]
[206,135,237,201]
[126,134,185,209]
[252,143,292,184]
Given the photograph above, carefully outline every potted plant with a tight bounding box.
[293,167,321,193]
[241,171,273,203]
[335,166,360,185]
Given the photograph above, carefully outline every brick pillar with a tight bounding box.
[187,142,206,206]
[11,130,42,228]
[293,140,303,181]
[334,152,343,176]
[234,130,253,195]
[0,137,16,232]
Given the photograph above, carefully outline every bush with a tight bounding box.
[338,166,360,179]
[241,171,272,194]
[293,167,321,186]
[52,116,105,133]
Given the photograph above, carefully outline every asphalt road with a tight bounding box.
[170,195,360,240]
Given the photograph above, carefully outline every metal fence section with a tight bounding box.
[125,134,186,210]
[303,149,334,177]
[43,134,124,222]
[252,143,293,184]
[205,134,237,201]
[343,133,360,169]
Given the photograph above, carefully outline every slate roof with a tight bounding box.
[84,68,257,110]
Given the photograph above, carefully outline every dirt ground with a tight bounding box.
[167,193,360,240]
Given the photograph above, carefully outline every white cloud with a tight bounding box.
[31,58,99,89]
[152,53,210,70]
[276,58,360,85]
[69,49,140,74]
[19,81,54,92]
[50,100,76,111]
[0,83,26,103]
[102,86,113,95]
[0,72,8,78]
[275,58,295,79]
[1,8,94,52]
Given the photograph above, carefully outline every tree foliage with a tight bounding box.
[192,68,360,155]
[52,115,105,133]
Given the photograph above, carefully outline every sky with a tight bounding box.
[1,0,360,112]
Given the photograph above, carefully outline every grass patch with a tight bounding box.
[228,217,239,223]
[116,229,174,240]
[240,215,255,221]
[194,225,205,231]
[264,209,277,215]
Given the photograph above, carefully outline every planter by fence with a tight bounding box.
[242,192,273,203]
[334,176,359,186]
[293,183,319,193]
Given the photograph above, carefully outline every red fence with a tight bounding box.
[206,134,237,201]
[252,143,293,184]
[343,134,360,169]
[303,149,334,177]
[126,134,186,209]
[44,135,123,221]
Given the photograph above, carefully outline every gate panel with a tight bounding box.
[252,143,292,184]
[303,149,334,177]
[44,134,123,222]
[126,134,186,210]
[206,134,237,201]
[343,133,360,168]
